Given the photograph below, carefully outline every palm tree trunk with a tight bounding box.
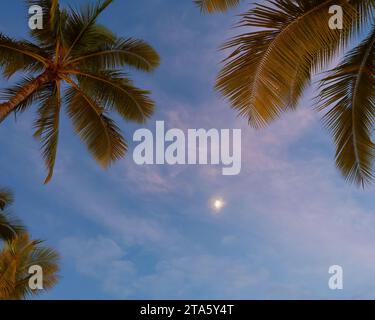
[0,72,51,120]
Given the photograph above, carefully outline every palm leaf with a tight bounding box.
[0,189,25,241]
[0,233,59,300]
[318,24,375,186]
[350,0,375,29]
[0,189,13,210]
[216,0,358,128]
[69,69,155,123]
[65,24,116,58]
[64,80,128,167]
[66,37,160,72]
[0,34,47,78]
[27,0,61,48]
[0,213,25,241]
[33,81,61,184]
[195,0,242,12]
[63,0,114,59]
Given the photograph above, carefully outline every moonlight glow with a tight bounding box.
[210,197,226,213]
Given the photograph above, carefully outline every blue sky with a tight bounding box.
[1,0,375,299]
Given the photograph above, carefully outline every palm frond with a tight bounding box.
[0,233,59,300]
[195,0,242,13]
[349,0,375,30]
[216,0,358,128]
[63,0,114,59]
[0,189,13,210]
[0,189,25,241]
[26,0,61,48]
[66,38,160,72]
[0,34,47,78]
[0,213,25,241]
[66,24,116,58]
[68,69,155,123]
[318,24,375,186]
[288,62,312,109]
[64,79,127,168]
[33,81,61,184]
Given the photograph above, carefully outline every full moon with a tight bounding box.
[210,197,226,213]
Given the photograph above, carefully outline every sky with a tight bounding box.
[1,0,375,300]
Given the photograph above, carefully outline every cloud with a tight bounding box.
[60,235,269,299]
[60,236,136,297]
[2,0,375,300]
[46,85,375,299]
[51,94,375,299]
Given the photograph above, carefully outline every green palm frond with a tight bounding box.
[66,24,116,58]
[216,0,358,128]
[288,63,312,109]
[63,0,114,59]
[71,70,155,123]
[0,34,47,78]
[66,38,160,72]
[194,0,242,13]
[27,0,61,48]
[33,81,61,184]
[318,24,375,186]
[64,81,128,168]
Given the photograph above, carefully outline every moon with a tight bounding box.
[210,197,226,213]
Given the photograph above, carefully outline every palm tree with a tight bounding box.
[0,0,160,183]
[0,187,59,300]
[0,189,24,241]
[0,233,59,300]
[195,0,375,187]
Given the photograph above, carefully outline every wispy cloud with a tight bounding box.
[1,0,375,300]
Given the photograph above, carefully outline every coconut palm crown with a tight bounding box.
[196,0,375,187]
[0,0,160,183]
